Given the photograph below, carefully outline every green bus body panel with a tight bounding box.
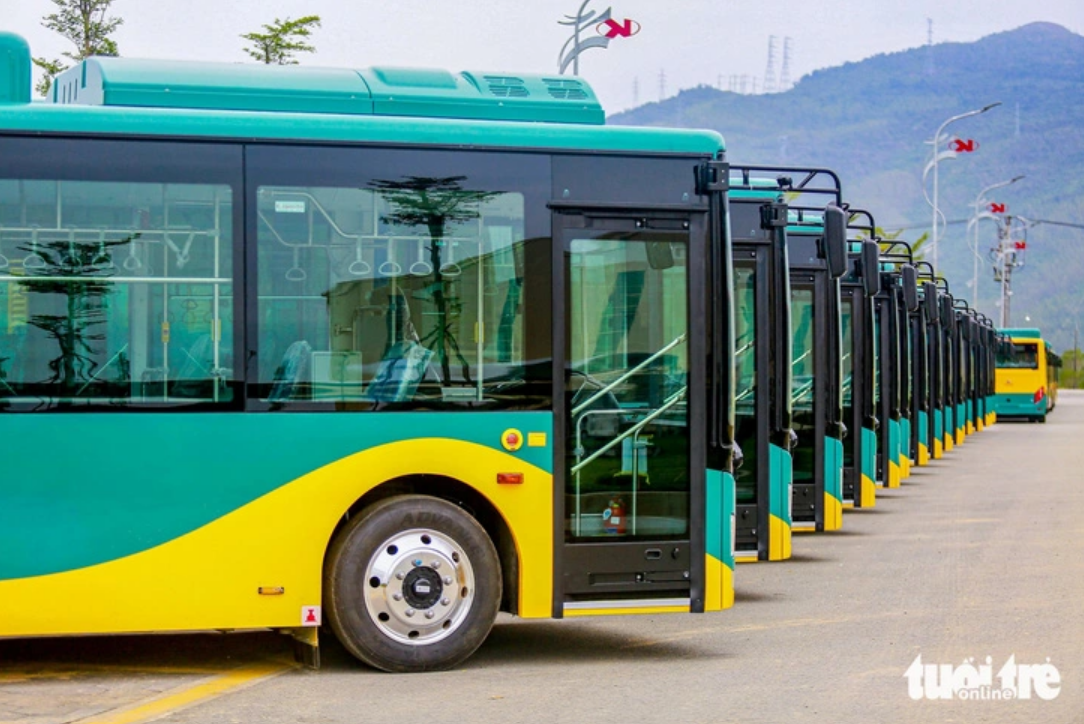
[899,418,911,464]
[994,393,1045,417]
[934,408,944,441]
[917,411,929,447]
[64,59,376,115]
[0,32,31,104]
[861,427,876,484]
[999,327,1042,339]
[729,188,782,202]
[0,103,723,155]
[824,436,843,504]
[888,419,900,474]
[49,57,609,125]
[706,468,736,570]
[0,411,553,581]
[769,443,793,525]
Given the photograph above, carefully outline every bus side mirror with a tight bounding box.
[823,205,848,279]
[939,295,954,328]
[923,282,938,324]
[861,240,880,297]
[902,265,919,312]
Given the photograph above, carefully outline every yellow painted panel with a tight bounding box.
[860,474,877,508]
[721,560,734,609]
[944,433,954,453]
[0,439,554,636]
[933,437,944,459]
[823,492,843,532]
[887,461,901,489]
[735,554,759,564]
[704,554,722,612]
[564,604,689,617]
[768,514,791,561]
[704,554,733,611]
[918,442,930,466]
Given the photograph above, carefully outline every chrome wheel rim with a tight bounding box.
[363,528,476,646]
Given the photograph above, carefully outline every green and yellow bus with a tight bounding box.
[0,34,738,672]
[995,327,1051,423]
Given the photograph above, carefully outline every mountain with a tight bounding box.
[610,23,1084,353]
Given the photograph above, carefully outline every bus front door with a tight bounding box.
[556,210,708,615]
[732,208,793,562]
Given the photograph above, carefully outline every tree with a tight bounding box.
[241,16,322,65]
[32,0,123,96]
[17,234,131,401]
[32,57,67,97]
[370,176,501,386]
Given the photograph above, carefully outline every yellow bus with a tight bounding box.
[994,328,1049,423]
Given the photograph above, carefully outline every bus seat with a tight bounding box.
[267,340,312,402]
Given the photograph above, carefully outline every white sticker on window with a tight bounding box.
[275,200,306,214]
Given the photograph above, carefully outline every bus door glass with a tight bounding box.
[840,292,855,501]
[558,211,702,606]
[789,274,819,528]
[732,251,762,555]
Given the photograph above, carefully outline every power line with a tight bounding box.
[888,218,1084,232]
[780,37,793,90]
[764,36,777,94]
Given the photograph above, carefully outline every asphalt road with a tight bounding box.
[3,393,1083,724]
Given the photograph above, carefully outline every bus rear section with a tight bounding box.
[995,329,1048,422]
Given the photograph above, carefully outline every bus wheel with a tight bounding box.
[1037,415,1047,424]
[325,495,501,672]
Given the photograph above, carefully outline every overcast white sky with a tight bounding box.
[5,0,1082,111]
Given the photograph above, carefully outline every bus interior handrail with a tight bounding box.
[570,332,687,418]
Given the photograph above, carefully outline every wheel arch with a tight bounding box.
[324,475,520,616]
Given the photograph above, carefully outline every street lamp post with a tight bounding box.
[969,175,1024,311]
[927,102,1001,274]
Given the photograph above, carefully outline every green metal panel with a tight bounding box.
[0,411,552,580]
[861,426,877,484]
[0,103,723,155]
[999,327,1042,339]
[46,56,606,125]
[769,443,793,525]
[0,32,31,104]
[824,436,843,504]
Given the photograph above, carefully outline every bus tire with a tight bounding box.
[324,494,501,673]
[1037,414,1047,424]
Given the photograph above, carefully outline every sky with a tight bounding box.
[3,0,1083,112]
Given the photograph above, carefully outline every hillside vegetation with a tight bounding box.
[610,22,1084,352]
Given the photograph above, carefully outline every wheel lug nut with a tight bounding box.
[413,559,422,567]
[441,598,451,606]
[396,572,405,580]
[443,576,453,585]
[392,593,402,601]
[405,609,415,617]
[431,561,441,569]
[425,611,436,619]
